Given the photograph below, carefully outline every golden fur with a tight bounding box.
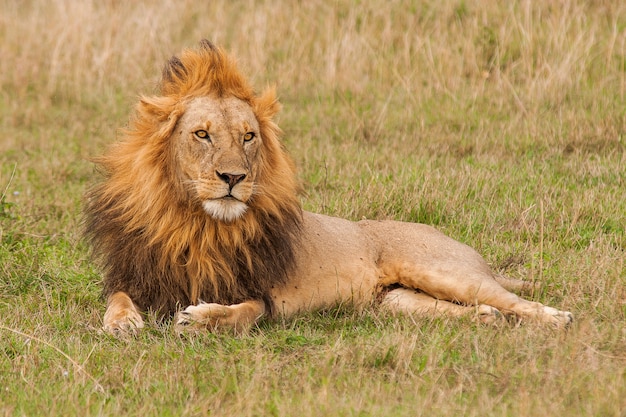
[85,41,572,335]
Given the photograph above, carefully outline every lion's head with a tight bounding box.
[85,40,302,316]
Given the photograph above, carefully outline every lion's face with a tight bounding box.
[174,95,262,222]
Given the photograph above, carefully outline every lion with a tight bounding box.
[85,40,573,335]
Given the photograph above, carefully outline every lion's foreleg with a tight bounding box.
[103,291,145,335]
[380,288,504,325]
[174,300,265,334]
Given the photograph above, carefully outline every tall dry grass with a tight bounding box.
[2,1,623,103]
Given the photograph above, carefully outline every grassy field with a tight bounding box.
[1,0,625,415]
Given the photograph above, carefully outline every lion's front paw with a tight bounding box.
[103,292,145,337]
[103,309,144,337]
[174,302,232,332]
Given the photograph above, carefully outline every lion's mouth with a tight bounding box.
[204,194,239,202]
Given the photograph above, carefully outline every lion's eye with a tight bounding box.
[194,130,210,141]
[243,132,255,142]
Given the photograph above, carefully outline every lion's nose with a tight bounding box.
[216,171,246,189]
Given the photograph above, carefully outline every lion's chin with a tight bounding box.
[202,199,248,222]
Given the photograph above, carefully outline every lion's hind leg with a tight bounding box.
[364,220,573,327]
[174,300,265,334]
[391,265,573,328]
[380,288,504,325]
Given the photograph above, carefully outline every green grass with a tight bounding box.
[1,0,625,415]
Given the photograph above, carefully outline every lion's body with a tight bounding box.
[269,213,540,318]
[86,41,572,335]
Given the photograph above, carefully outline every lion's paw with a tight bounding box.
[103,309,144,337]
[174,302,232,332]
[476,304,505,325]
[542,306,574,328]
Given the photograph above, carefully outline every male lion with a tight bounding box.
[85,40,572,335]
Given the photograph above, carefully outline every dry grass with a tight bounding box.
[1,0,625,416]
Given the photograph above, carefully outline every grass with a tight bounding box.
[1,0,625,415]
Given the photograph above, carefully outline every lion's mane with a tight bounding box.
[85,40,302,317]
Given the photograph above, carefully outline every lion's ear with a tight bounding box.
[139,96,177,121]
[138,95,182,138]
[161,55,187,95]
[255,86,281,122]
